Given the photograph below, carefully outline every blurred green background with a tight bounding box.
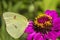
[1,0,60,19]
[0,0,60,40]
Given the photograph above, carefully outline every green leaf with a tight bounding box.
[3,12,28,39]
[12,2,26,12]
[43,0,58,11]
[8,1,12,12]
[2,0,7,10]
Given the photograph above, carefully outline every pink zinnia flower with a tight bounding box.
[25,10,60,40]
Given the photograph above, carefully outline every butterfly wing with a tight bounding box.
[3,12,28,39]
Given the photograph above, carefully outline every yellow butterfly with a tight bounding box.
[3,12,28,39]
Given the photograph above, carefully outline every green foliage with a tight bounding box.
[0,0,60,40]
[43,0,58,11]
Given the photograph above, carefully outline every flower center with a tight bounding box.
[34,14,52,33]
[34,14,52,28]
